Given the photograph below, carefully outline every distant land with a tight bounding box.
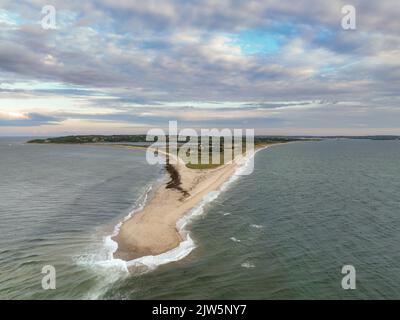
[28,135,150,144]
[27,135,303,144]
[319,135,400,140]
[27,135,399,145]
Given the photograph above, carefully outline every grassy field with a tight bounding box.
[185,140,290,169]
[28,136,301,170]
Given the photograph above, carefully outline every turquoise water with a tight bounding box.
[1,139,400,299]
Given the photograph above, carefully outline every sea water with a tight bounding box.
[1,138,400,299]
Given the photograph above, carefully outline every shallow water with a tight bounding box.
[1,138,400,299]
[0,138,163,299]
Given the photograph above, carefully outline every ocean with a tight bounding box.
[1,138,400,299]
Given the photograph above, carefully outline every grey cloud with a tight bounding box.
[0,0,399,133]
[0,113,64,126]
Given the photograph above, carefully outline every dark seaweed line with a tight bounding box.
[165,157,190,198]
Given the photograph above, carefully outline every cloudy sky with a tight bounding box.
[0,0,399,136]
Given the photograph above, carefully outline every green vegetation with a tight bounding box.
[27,135,309,170]
[27,134,400,171]
[184,139,299,170]
[27,135,149,144]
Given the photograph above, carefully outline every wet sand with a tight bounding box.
[113,151,242,261]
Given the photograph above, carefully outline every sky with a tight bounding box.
[0,0,399,136]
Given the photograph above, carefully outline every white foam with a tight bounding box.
[75,183,156,276]
[230,237,241,243]
[103,183,154,262]
[126,235,195,270]
[125,190,220,270]
[241,261,255,268]
[250,224,264,229]
[96,146,269,274]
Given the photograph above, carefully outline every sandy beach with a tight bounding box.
[113,149,245,261]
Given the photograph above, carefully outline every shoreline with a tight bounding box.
[112,154,240,261]
[111,143,284,268]
[25,140,290,270]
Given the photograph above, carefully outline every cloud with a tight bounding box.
[0,1,399,134]
[0,112,64,126]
